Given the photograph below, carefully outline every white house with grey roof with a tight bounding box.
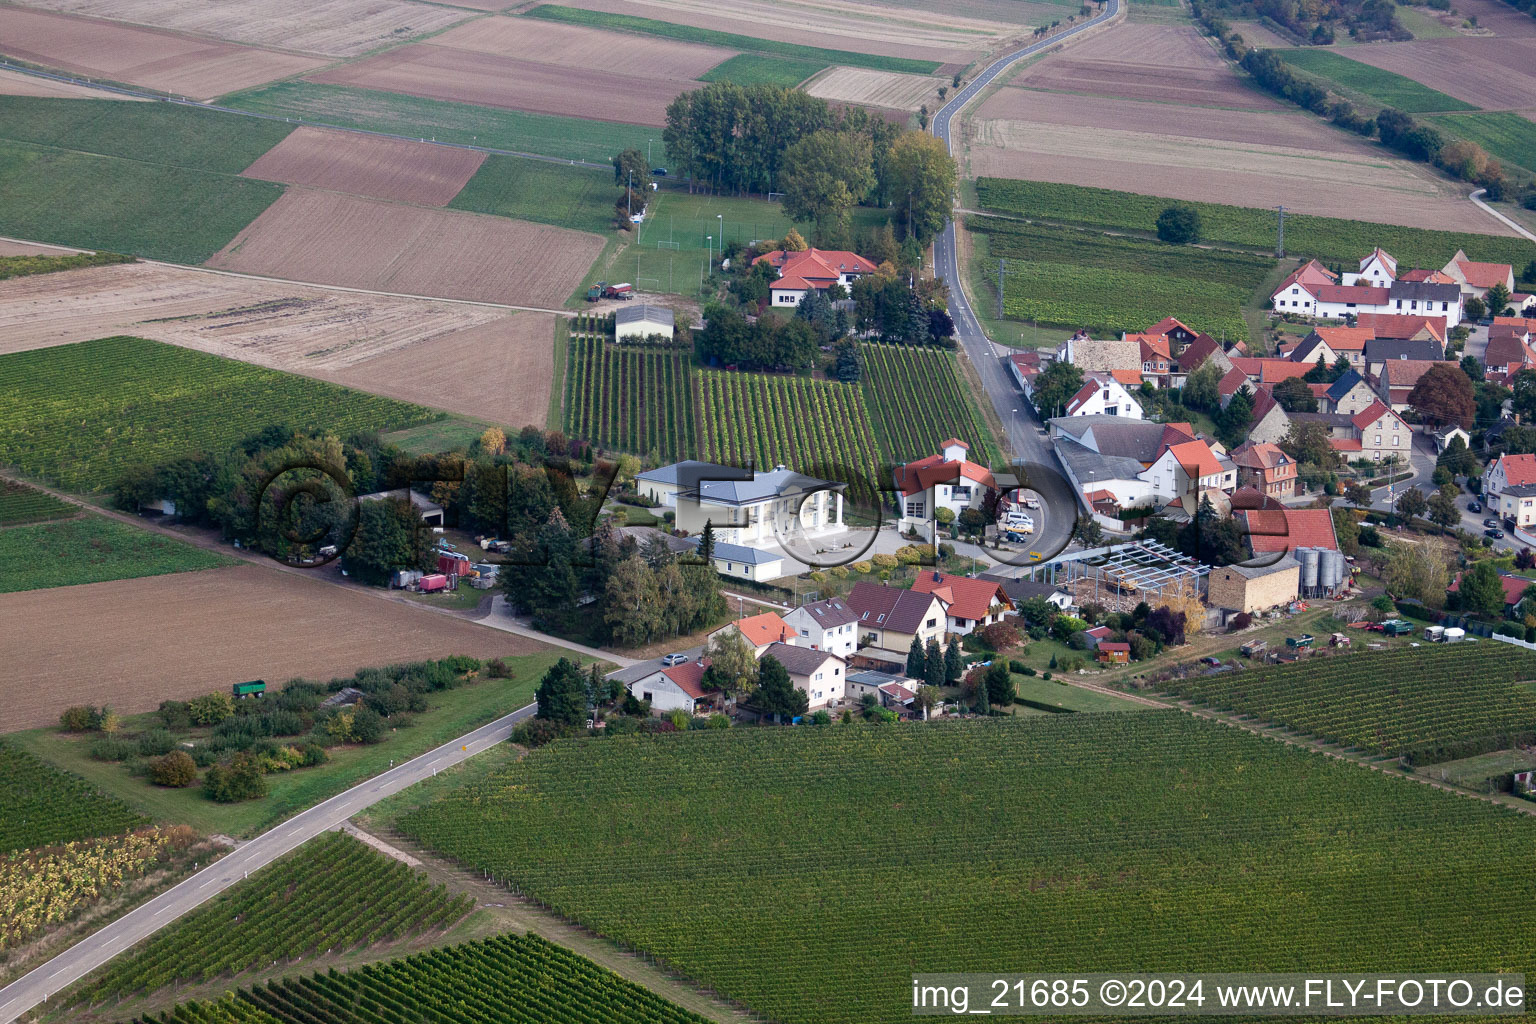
[782,597,859,658]
[760,641,846,709]
[614,303,675,342]
[685,536,785,581]
[641,461,846,548]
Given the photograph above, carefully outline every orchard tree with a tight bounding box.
[1156,205,1201,244]
[1181,359,1221,413]
[1394,486,1428,525]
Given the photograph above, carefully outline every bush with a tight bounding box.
[438,655,480,675]
[158,700,192,730]
[60,705,103,732]
[978,622,1022,651]
[149,750,198,787]
[1042,671,1053,680]
[870,553,898,570]
[188,692,235,726]
[351,706,387,744]
[137,729,177,757]
[90,737,139,761]
[203,753,266,802]
[850,560,873,574]
[1228,612,1253,631]
[513,718,563,747]
[1008,659,1030,674]
[1156,206,1201,244]
[486,657,516,679]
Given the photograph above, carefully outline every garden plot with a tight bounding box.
[7,0,472,58]
[0,7,325,100]
[240,127,486,206]
[308,44,689,126]
[206,189,604,309]
[804,66,939,110]
[1338,37,1536,109]
[431,16,734,77]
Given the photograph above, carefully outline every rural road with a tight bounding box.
[929,0,1123,564]
[0,702,537,1024]
[1470,189,1536,244]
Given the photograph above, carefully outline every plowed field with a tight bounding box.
[206,190,603,308]
[240,127,485,206]
[431,16,734,77]
[1339,37,1536,109]
[805,66,939,110]
[976,88,1332,148]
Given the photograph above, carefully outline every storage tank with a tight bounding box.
[1321,549,1344,589]
[1300,548,1319,589]
[1444,627,1465,642]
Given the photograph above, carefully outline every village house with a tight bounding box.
[1237,508,1340,558]
[781,597,859,658]
[1343,248,1398,286]
[761,641,846,709]
[1270,259,1338,315]
[1230,442,1296,501]
[1483,453,1536,528]
[1354,313,1446,344]
[844,670,921,714]
[707,611,794,656]
[751,247,879,306]
[686,537,785,582]
[1064,372,1144,418]
[1048,416,1171,515]
[1484,320,1536,382]
[1288,326,1372,370]
[1363,337,1445,376]
[1127,331,1173,385]
[844,582,948,658]
[1385,280,1463,327]
[640,462,845,548]
[909,570,1013,635]
[1339,400,1411,462]
[1007,350,1042,393]
[980,573,1075,612]
[626,658,721,715]
[1207,557,1302,614]
[1244,387,1294,445]
[1142,439,1236,511]
[1175,336,1232,387]
[1323,370,1379,415]
[1230,357,1310,390]
[1441,250,1515,300]
[892,439,996,530]
[1374,360,1440,414]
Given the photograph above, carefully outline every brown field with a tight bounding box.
[8,0,472,58]
[965,118,1519,234]
[1229,19,1297,47]
[308,44,687,126]
[240,128,485,206]
[805,66,939,110]
[431,16,734,77]
[0,67,147,99]
[206,190,603,309]
[0,564,548,732]
[0,239,83,256]
[1440,0,1536,36]
[0,8,324,100]
[977,87,1340,150]
[1339,37,1536,109]
[319,315,554,429]
[556,0,1019,63]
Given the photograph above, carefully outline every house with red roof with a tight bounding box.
[1237,507,1340,554]
[1448,570,1536,616]
[1442,249,1515,300]
[1346,248,1398,286]
[752,247,879,307]
[1175,333,1232,383]
[1007,350,1042,394]
[1230,357,1310,390]
[1398,268,1457,285]
[1354,313,1446,343]
[1245,386,1295,445]
[892,440,996,529]
[1143,438,1236,511]
[1315,284,1391,320]
[1065,372,1144,418]
[1342,400,1410,463]
[1288,326,1373,370]
[626,657,721,715]
[708,611,794,656]
[1481,328,1536,383]
[1270,259,1339,315]
[909,570,1014,635]
[1484,453,1536,527]
[1373,359,1442,414]
[1230,442,1296,500]
[1127,331,1173,384]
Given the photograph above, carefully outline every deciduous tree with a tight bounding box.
[1406,362,1475,429]
[885,130,957,246]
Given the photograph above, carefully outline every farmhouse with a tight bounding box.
[627,658,721,715]
[1142,439,1236,511]
[614,303,674,342]
[1344,248,1398,286]
[1007,350,1043,393]
[1484,323,1536,381]
[1207,556,1301,614]
[761,641,845,709]
[752,247,878,306]
[892,439,996,529]
[1314,284,1389,321]
[909,570,1013,635]
[1229,442,1295,501]
[845,582,947,657]
[979,573,1075,611]
[1441,250,1514,299]
[1128,332,1173,384]
[782,597,859,658]
[1363,337,1444,374]
[708,611,793,656]
[1238,507,1339,555]
[1288,326,1371,370]
[1483,453,1536,527]
[1324,370,1378,415]
[1270,259,1338,315]
[1335,401,1410,462]
[1354,313,1446,343]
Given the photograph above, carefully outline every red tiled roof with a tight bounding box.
[1362,247,1397,273]
[1449,572,1534,607]
[1230,486,1284,510]
[1098,642,1131,652]
[1167,440,1222,479]
[1483,333,1534,371]
[1065,380,1100,414]
[1146,316,1199,335]
[1231,357,1310,384]
[1379,360,1441,390]
[1399,269,1455,285]
[1313,326,1373,351]
[1275,260,1337,294]
[1350,400,1394,431]
[911,571,1010,622]
[1306,383,1331,397]
[662,658,716,699]
[1355,313,1446,342]
[1178,334,1222,372]
[755,247,878,291]
[1317,285,1389,304]
[941,437,969,450]
[1231,442,1289,470]
[1107,369,1143,387]
[894,453,995,497]
[1493,453,1536,487]
[731,612,791,647]
[1130,333,1171,360]
[1331,438,1363,451]
[1217,365,1250,397]
[771,274,814,291]
[1455,259,1512,290]
[1238,508,1339,553]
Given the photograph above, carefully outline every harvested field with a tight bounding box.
[1338,37,1536,109]
[431,16,734,77]
[240,127,485,206]
[308,44,687,126]
[206,189,603,308]
[0,67,146,100]
[1009,56,1280,108]
[0,564,548,732]
[0,8,325,100]
[0,239,79,257]
[976,88,1341,149]
[551,0,1014,63]
[8,0,472,58]
[1229,19,1297,47]
[966,119,1516,234]
[805,66,939,110]
[1443,0,1536,36]
[320,314,554,429]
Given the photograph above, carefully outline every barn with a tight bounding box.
[615,303,675,342]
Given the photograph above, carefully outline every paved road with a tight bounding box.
[929,0,1122,564]
[0,703,537,1024]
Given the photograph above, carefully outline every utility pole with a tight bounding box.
[1275,205,1286,258]
[996,258,1005,320]
[627,169,632,222]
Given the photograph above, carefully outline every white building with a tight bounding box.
[627,658,719,715]
[1141,440,1235,510]
[1342,248,1398,286]
[614,303,675,342]
[782,597,859,658]
[638,462,846,548]
[761,642,846,709]
[1064,373,1144,418]
[688,537,785,582]
[891,439,996,530]
[1484,453,1536,527]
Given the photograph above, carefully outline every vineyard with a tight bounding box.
[0,478,73,526]
[128,932,713,1024]
[860,343,1000,466]
[0,336,439,491]
[0,516,235,594]
[1156,642,1536,763]
[75,832,474,1005]
[398,715,1536,1024]
[3,827,179,950]
[974,178,1536,270]
[694,370,881,502]
[969,215,1267,340]
[1,741,146,855]
[563,315,694,462]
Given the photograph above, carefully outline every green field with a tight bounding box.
[130,932,712,1024]
[225,82,654,165]
[0,336,438,491]
[860,342,1000,466]
[1276,48,1476,112]
[1012,675,1144,711]
[1158,643,1536,763]
[695,370,882,501]
[449,154,616,235]
[564,323,695,461]
[1417,747,1536,789]
[968,215,1269,339]
[399,714,1536,1024]
[75,832,473,1006]
[0,478,74,525]
[0,250,134,281]
[0,516,235,593]
[974,178,1536,270]
[524,5,943,74]
[1433,111,1536,174]
[699,54,831,87]
[0,741,147,855]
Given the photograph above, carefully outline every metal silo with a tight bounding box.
[1300,548,1319,590]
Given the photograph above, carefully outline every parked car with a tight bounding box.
[1468,501,1482,513]
[1485,528,1505,539]
[652,167,668,176]
[1484,518,1500,528]
[661,652,689,666]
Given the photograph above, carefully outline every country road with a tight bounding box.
[0,702,537,1024]
[929,0,1123,565]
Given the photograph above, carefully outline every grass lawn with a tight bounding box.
[0,516,235,593]
[1415,748,1536,789]
[1002,636,1078,674]
[449,154,615,235]
[699,54,830,87]
[1012,674,1148,711]
[4,653,573,838]
[1275,49,1475,113]
[1432,111,1536,175]
[224,83,654,165]
[381,417,494,456]
[523,5,942,74]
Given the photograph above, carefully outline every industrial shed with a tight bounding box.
[615,303,675,342]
